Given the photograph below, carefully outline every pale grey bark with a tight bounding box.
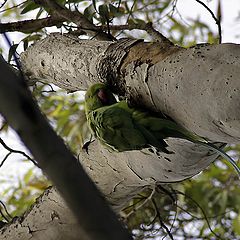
[0,187,86,240]
[3,33,238,239]
[20,33,222,188]
[21,34,240,144]
[136,43,240,143]
[20,32,240,200]
[21,33,112,90]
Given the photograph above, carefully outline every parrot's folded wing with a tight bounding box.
[135,124,171,154]
[88,106,147,151]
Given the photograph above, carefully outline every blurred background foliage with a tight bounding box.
[0,0,239,239]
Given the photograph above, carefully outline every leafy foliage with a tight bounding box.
[123,157,240,239]
[0,167,50,223]
[33,84,90,152]
[0,0,239,239]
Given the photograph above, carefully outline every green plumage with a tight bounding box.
[85,83,201,153]
[85,83,240,178]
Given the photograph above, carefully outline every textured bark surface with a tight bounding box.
[21,33,113,90]
[0,187,86,240]
[20,32,240,202]
[21,34,240,144]
[122,43,240,143]
[79,140,219,209]
[11,33,240,239]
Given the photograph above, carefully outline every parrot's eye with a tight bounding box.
[97,89,108,104]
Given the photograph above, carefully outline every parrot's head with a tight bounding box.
[85,83,117,113]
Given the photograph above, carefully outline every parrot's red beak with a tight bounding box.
[97,89,108,104]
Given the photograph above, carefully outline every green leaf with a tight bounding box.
[36,7,44,19]
[21,1,40,15]
[20,35,39,52]
[99,4,109,24]
[109,4,124,17]
[219,190,228,213]
[233,214,240,235]
[23,169,33,184]
[23,39,28,51]
[7,43,18,63]
[83,4,95,23]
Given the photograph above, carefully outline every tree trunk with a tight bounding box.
[1,33,240,239]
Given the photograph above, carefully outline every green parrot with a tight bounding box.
[85,83,240,177]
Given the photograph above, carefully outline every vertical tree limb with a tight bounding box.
[0,55,132,240]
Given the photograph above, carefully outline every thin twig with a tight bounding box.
[195,0,222,43]
[151,198,174,240]
[0,1,27,13]
[0,200,12,220]
[0,0,7,9]
[175,190,223,240]
[121,197,146,213]
[117,0,122,9]
[0,152,11,168]
[100,22,173,44]
[156,185,176,203]
[0,121,7,132]
[36,81,56,93]
[177,204,230,221]
[33,0,114,40]
[124,188,156,219]
[126,0,137,23]
[156,185,178,240]
[0,137,38,167]
[0,209,9,222]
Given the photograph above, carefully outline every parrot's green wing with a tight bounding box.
[87,103,149,151]
[85,83,240,178]
[133,123,170,153]
[134,113,202,142]
[88,101,171,153]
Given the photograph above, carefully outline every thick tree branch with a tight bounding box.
[21,34,240,143]
[0,55,132,240]
[0,16,65,33]
[21,35,226,187]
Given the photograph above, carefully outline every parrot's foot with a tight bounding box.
[82,139,95,154]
